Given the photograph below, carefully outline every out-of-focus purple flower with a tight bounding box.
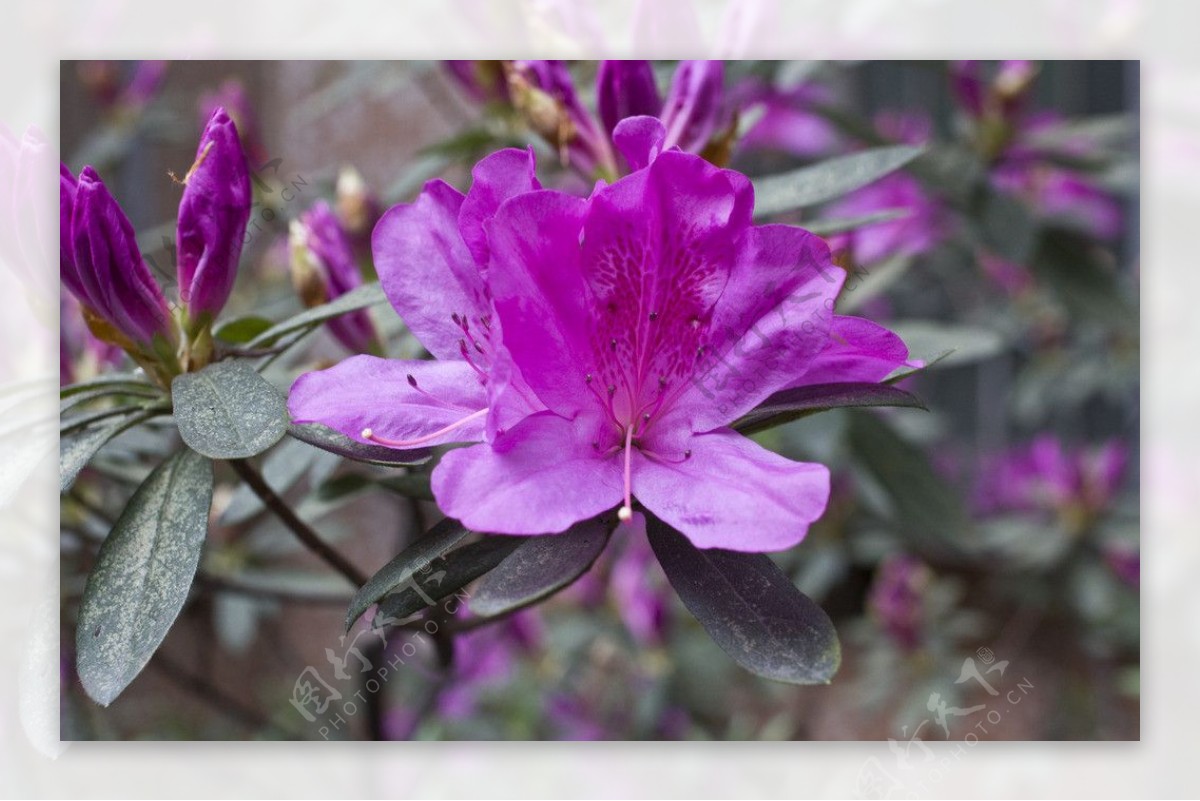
[436,612,541,721]
[289,200,382,355]
[545,693,608,740]
[61,294,123,385]
[825,171,945,266]
[198,78,266,166]
[974,436,1129,521]
[609,525,672,647]
[950,60,1037,123]
[735,77,841,159]
[977,249,1035,297]
[992,158,1123,241]
[658,60,726,154]
[597,61,662,139]
[444,60,509,104]
[868,554,931,651]
[61,164,175,354]
[334,165,381,252]
[1104,546,1140,589]
[78,61,168,115]
[176,106,252,333]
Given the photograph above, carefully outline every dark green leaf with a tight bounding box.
[469,518,612,618]
[245,282,386,349]
[646,515,840,685]
[752,145,924,218]
[60,408,162,493]
[377,473,435,501]
[213,315,274,345]
[345,517,472,630]
[734,382,926,435]
[288,422,431,467]
[804,208,909,237]
[76,448,214,706]
[847,412,974,557]
[61,382,163,414]
[61,400,167,436]
[172,360,288,459]
[61,372,157,400]
[376,536,522,623]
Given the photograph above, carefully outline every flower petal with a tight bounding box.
[458,147,540,268]
[795,315,915,386]
[432,413,623,535]
[288,356,487,449]
[632,428,829,552]
[373,180,485,361]
[597,60,662,138]
[612,115,666,171]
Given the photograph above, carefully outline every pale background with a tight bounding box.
[2,0,1192,797]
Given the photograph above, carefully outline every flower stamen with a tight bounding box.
[361,407,488,448]
[618,423,634,524]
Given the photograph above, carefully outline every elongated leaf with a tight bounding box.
[213,315,274,345]
[172,360,288,459]
[245,282,386,349]
[847,411,974,557]
[60,408,162,493]
[804,208,909,237]
[346,517,472,629]
[886,321,1005,369]
[378,473,435,501]
[376,536,522,623]
[61,400,167,436]
[60,372,155,399]
[61,383,163,414]
[288,422,431,467]
[646,516,840,685]
[469,518,612,617]
[76,448,214,706]
[734,382,925,435]
[752,145,924,218]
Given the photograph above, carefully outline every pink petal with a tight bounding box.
[795,315,914,386]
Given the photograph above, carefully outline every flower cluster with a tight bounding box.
[290,118,914,552]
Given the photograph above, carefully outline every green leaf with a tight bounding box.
[376,536,522,623]
[61,372,157,400]
[75,448,214,706]
[60,407,163,493]
[61,400,167,436]
[1029,226,1133,323]
[752,145,924,219]
[345,517,472,630]
[733,382,926,435]
[646,515,840,685]
[172,360,288,459]
[213,315,274,345]
[886,320,1005,369]
[377,473,435,501]
[804,208,910,237]
[469,518,612,618]
[837,254,913,313]
[288,422,432,467]
[847,411,974,557]
[244,282,386,349]
[219,438,318,526]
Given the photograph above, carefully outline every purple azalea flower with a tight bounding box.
[609,514,672,646]
[60,163,175,352]
[509,60,618,179]
[734,77,841,159]
[289,200,382,355]
[443,60,509,104]
[868,554,930,651]
[973,435,1129,518]
[950,60,1037,122]
[289,148,545,452]
[176,106,252,331]
[436,612,540,721]
[992,157,1123,241]
[597,61,662,140]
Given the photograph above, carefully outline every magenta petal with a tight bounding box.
[796,315,914,386]
[288,356,487,449]
[660,60,725,153]
[631,428,830,551]
[597,60,662,137]
[432,413,623,535]
[373,180,486,361]
[612,115,666,171]
[458,147,541,268]
[679,223,843,430]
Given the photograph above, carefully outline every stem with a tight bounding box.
[228,458,369,587]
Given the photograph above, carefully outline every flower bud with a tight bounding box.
[597,60,661,138]
[64,165,175,355]
[334,165,380,243]
[509,60,615,179]
[176,106,251,333]
[660,60,725,153]
[444,60,509,104]
[289,201,381,354]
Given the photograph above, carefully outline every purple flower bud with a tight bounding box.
[596,60,662,138]
[443,60,509,104]
[949,60,985,118]
[660,60,725,153]
[289,201,380,354]
[510,60,615,178]
[66,165,174,350]
[176,106,251,330]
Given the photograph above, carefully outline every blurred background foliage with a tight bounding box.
[59,60,1138,741]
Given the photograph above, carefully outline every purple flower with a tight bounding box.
[289,200,381,354]
[992,157,1123,241]
[609,514,672,646]
[950,60,1037,123]
[597,61,662,140]
[658,60,726,154]
[289,148,545,452]
[176,106,252,332]
[60,164,175,353]
[334,165,381,250]
[198,79,265,166]
[444,60,509,104]
[825,171,945,266]
[868,554,930,651]
[509,60,617,179]
[293,141,913,551]
[733,77,841,159]
[973,436,1129,519]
